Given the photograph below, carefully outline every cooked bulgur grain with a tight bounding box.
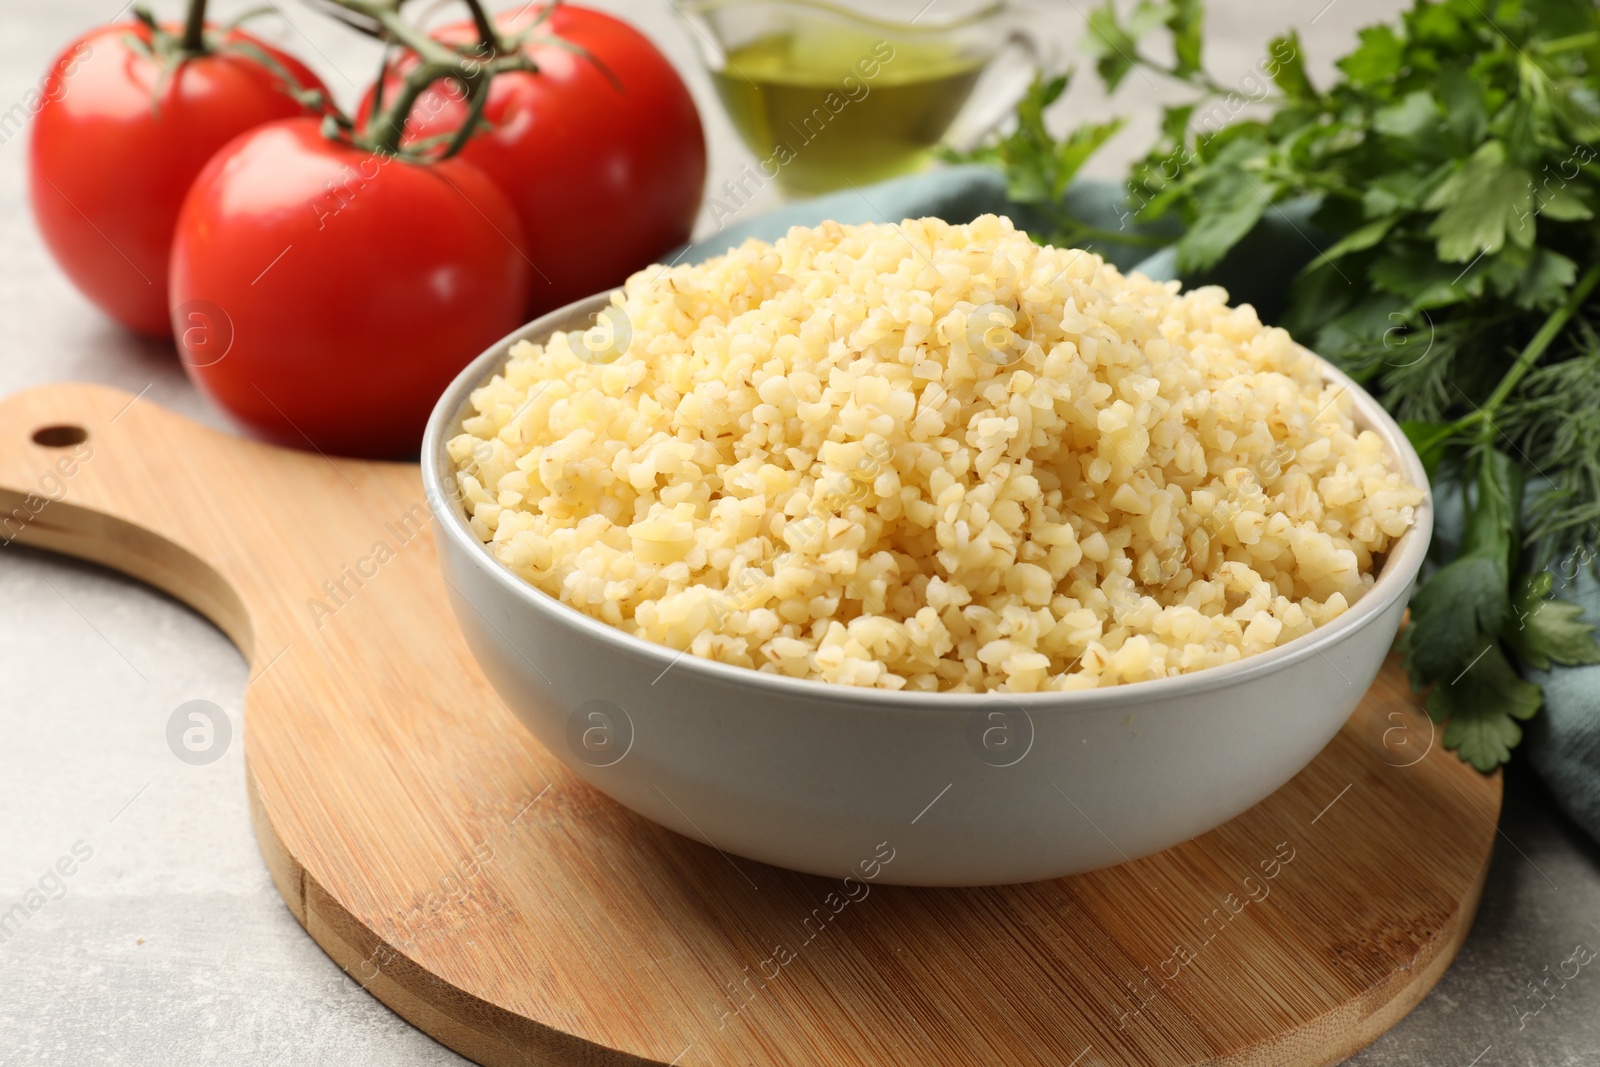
[448,215,1422,692]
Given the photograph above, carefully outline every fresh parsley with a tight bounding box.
[954,0,1600,769]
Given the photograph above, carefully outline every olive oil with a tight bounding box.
[710,28,986,196]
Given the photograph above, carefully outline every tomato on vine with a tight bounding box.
[168,1,537,459]
[361,4,707,317]
[29,1,328,336]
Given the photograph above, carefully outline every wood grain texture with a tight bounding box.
[0,382,1501,1067]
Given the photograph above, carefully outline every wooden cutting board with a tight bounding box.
[1,382,1500,1067]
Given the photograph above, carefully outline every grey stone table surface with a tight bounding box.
[1,1,1598,1064]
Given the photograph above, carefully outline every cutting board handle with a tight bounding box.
[0,383,255,652]
[0,382,377,661]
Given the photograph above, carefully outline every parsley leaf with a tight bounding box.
[1369,246,1471,309]
[1321,216,1398,261]
[1506,571,1600,670]
[1423,141,1534,262]
[1175,141,1276,271]
[1400,447,1521,686]
[1374,90,1438,140]
[1399,555,1504,682]
[1168,0,1204,78]
[1085,0,1169,91]
[1536,183,1592,223]
[1266,32,1314,101]
[1429,641,1543,772]
[1436,65,1489,147]
[1514,248,1577,310]
[1337,24,1405,86]
[1401,420,1457,480]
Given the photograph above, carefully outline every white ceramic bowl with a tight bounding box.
[423,292,1433,886]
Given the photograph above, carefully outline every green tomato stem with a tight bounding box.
[440,66,497,160]
[460,0,504,56]
[321,0,534,161]
[370,61,464,156]
[182,0,209,53]
[330,0,465,70]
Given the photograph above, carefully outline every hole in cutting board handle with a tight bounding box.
[32,424,88,448]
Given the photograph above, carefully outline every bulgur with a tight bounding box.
[448,215,1422,692]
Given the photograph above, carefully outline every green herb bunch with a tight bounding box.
[956,0,1600,769]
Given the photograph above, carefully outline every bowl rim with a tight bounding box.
[422,290,1433,712]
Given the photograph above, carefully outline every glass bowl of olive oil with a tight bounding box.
[681,0,1042,197]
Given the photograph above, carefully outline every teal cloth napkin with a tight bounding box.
[681,164,1600,841]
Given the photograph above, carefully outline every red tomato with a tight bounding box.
[168,118,532,458]
[29,22,327,337]
[362,5,706,316]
